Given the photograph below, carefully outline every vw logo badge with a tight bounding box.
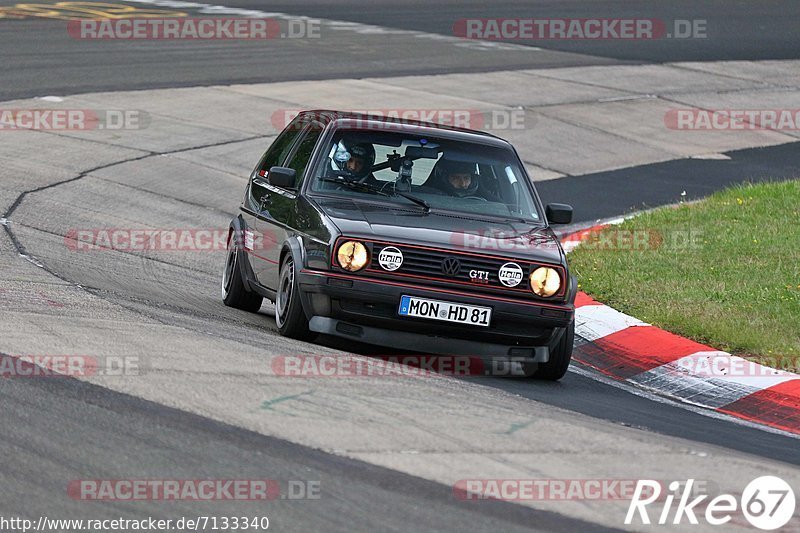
[441,257,461,276]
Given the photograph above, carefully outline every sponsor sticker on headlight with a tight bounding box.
[378,246,403,271]
[498,262,524,287]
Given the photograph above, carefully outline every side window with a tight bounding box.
[254,118,306,177]
[284,124,323,187]
[248,117,306,208]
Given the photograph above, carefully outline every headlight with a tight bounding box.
[337,241,369,271]
[529,267,561,297]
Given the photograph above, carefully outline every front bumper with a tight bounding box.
[298,268,573,360]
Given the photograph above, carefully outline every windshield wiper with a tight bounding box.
[501,215,535,223]
[394,191,430,212]
[317,176,430,212]
[318,176,391,197]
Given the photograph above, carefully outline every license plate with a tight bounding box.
[398,295,492,327]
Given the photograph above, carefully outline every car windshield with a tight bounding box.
[308,129,543,223]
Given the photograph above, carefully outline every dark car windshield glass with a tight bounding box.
[308,129,542,222]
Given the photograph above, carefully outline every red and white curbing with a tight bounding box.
[562,224,800,436]
[560,222,613,254]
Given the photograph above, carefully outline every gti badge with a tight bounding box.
[469,270,490,283]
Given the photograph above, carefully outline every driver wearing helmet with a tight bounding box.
[430,159,480,197]
[331,139,377,184]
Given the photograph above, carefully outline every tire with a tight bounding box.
[532,319,574,380]
[275,253,315,340]
[222,230,263,312]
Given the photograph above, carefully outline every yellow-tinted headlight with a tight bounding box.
[337,241,369,271]
[530,267,561,297]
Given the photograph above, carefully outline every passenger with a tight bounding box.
[429,159,481,198]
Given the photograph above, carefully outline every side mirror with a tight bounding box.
[267,166,296,189]
[546,203,573,225]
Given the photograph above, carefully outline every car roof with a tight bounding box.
[297,110,513,148]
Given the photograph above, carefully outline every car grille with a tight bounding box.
[366,241,563,300]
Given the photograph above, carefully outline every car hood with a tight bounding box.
[312,196,564,264]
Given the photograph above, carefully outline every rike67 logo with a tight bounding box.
[626,476,796,530]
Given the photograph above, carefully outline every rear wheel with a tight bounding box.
[533,319,574,380]
[275,254,315,340]
[222,231,263,312]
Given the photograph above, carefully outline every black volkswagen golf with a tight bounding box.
[222,111,576,379]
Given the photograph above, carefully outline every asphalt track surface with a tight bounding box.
[4,0,800,216]
[538,142,800,223]
[3,0,800,100]
[0,0,620,101]
[2,1,800,532]
[225,0,800,62]
[1,366,614,533]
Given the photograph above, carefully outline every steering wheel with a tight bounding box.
[462,196,488,202]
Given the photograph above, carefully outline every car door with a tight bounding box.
[243,117,308,287]
[253,121,324,290]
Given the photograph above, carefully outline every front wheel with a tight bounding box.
[533,319,574,380]
[275,254,315,340]
[222,231,263,312]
